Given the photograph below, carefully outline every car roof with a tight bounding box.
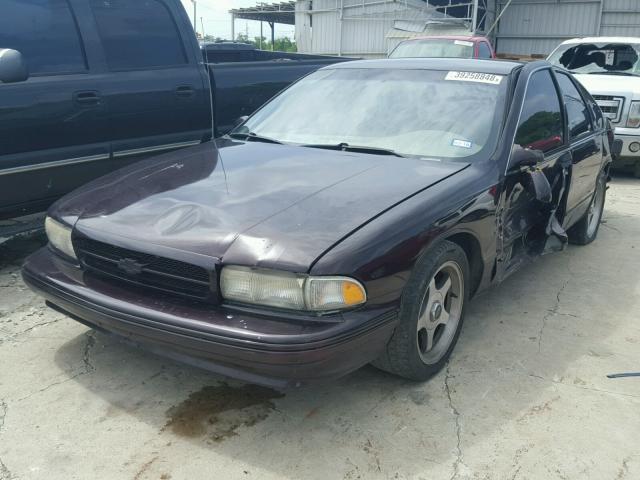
[325,58,522,75]
[401,35,489,42]
[560,36,640,45]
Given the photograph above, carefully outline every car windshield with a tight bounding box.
[390,39,474,59]
[235,68,507,160]
[548,42,640,75]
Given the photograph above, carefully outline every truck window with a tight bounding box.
[0,0,86,75]
[515,70,564,153]
[90,0,187,70]
[555,72,592,139]
[478,42,492,59]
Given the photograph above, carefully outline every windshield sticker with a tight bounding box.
[604,50,615,65]
[445,71,503,85]
[452,139,472,149]
[454,40,474,47]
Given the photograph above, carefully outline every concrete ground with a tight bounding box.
[1,177,639,480]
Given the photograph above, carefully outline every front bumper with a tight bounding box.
[613,130,640,161]
[22,248,398,388]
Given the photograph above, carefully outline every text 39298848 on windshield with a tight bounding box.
[23,58,612,387]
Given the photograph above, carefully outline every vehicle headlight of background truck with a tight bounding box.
[626,101,640,128]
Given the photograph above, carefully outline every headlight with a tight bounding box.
[45,217,76,260]
[626,101,640,128]
[220,266,366,312]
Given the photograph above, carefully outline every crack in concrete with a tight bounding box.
[616,456,630,480]
[528,374,640,401]
[538,279,569,353]
[601,222,622,234]
[509,465,522,480]
[15,331,97,402]
[82,331,96,374]
[444,365,464,480]
[0,401,6,433]
[0,457,14,480]
[0,317,63,347]
[17,371,85,402]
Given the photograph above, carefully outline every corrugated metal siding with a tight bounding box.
[495,0,640,56]
[296,0,466,57]
[495,0,600,55]
[601,0,640,37]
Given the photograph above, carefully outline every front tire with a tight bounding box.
[373,240,469,381]
[568,173,606,245]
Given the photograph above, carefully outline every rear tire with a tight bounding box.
[372,240,469,381]
[568,173,606,245]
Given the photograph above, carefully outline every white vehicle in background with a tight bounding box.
[548,37,640,177]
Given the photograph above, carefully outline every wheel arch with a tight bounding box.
[441,231,484,297]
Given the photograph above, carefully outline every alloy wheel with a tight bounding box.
[416,260,464,364]
[586,179,605,237]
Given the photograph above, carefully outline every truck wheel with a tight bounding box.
[568,174,606,245]
[373,240,469,381]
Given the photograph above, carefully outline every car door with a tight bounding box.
[498,68,570,278]
[0,0,111,218]
[552,70,604,227]
[89,0,211,161]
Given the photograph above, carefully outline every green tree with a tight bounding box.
[235,33,297,52]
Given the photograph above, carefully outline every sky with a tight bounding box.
[180,0,296,41]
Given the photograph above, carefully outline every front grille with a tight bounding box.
[74,237,213,301]
[593,95,625,124]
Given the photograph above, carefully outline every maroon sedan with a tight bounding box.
[23,59,611,387]
[390,35,495,59]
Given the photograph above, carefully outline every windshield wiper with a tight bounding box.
[301,142,407,158]
[587,71,639,77]
[227,132,283,144]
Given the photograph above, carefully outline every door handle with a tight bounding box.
[175,85,195,98]
[74,90,101,106]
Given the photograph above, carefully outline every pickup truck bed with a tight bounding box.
[0,2,350,219]
[209,56,351,136]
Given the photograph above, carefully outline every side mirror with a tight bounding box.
[233,115,249,128]
[0,49,29,83]
[511,148,545,169]
[522,169,553,204]
[611,138,623,157]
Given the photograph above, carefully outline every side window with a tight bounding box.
[0,0,86,75]
[556,73,592,138]
[478,42,492,59]
[90,0,188,71]
[515,70,564,153]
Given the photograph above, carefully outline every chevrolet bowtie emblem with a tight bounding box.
[117,258,145,275]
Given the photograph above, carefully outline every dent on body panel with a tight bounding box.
[50,142,220,223]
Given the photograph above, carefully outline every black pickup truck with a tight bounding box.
[0,0,349,220]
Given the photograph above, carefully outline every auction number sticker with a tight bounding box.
[445,71,503,85]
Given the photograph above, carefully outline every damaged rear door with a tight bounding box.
[497,68,572,279]
[553,71,604,227]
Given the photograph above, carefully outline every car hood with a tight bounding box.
[574,73,640,98]
[54,140,468,271]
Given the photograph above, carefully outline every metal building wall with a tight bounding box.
[295,0,469,58]
[600,0,640,37]
[494,0,640,56]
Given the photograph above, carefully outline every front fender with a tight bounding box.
[310,164,499,306]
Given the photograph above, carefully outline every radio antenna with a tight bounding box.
[199,16,215,141]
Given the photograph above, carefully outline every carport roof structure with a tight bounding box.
[229,1,295,26]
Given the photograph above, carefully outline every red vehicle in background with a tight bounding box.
[390,35,495,59]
